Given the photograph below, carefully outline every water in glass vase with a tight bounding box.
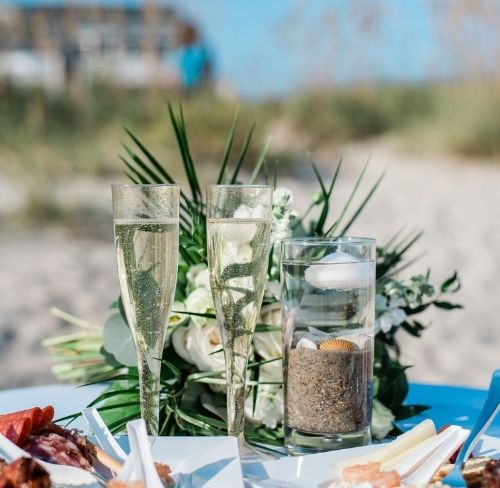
[114,218,178,435]
[282,259,375,454]
[207,218,271,436]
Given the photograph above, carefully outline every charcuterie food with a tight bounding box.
[0,406,173,487]
[0,457,50,488]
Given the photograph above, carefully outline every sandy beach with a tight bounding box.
[0,142,498,390]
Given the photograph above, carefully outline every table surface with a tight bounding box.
[0,382,498,437]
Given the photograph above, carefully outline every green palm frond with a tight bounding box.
[217,107,240,184]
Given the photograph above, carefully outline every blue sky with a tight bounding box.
[4,0,497,98]
[170,0,455,98]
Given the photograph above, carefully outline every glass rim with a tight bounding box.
[111,183,180,189]
[280,236,375,246]
[206,184,272,189]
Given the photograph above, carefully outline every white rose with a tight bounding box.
[185,319,225,372]
[371,399,395,440]
[224,242,253,264]
[186,264,211,290]
[245,385,284,429]
[164,301,189,348]
[185,287,214,326]
[253,330,282,361]
[217,204,262,243]
[255,304,282,373]
[169,301,189,326]
[254,302,284,388]
[171,323,192,364]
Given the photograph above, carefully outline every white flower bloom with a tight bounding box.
[273,187,293,209]
[260,359,283,383]
[371,399,395,440]
[271,226,292,247]
[220,203,267,243]
[164,301,189,348]
[254,330,282,359]
[224,242,253,264]
[375,293,407,334]
[171,317,225,372]
[256,303,282,371]
[245,385,284,429]
[260,303,281,326]
[171,323,192,364]
[186,264,211,290]
[185,287,214,326]
[169,301,188,326]
[255,303,283,381]
[264,280,281,301]
[185,319,225,372]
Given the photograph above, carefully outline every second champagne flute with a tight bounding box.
[206,184,273,439]
[112,183,179,435]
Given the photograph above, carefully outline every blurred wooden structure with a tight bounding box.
[0,1,182,90]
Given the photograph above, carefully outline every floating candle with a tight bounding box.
[304,251,374,290]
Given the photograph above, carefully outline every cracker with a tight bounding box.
[432,457,490,483]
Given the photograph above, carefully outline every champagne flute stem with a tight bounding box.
[137,353,160,436]
[225,344,248,437]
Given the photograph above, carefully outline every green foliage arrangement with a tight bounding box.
[44,103,462,444]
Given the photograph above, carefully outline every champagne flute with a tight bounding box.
[206,185,273,440]
[112,184,179,435]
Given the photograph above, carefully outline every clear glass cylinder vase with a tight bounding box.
[280,237,376,454]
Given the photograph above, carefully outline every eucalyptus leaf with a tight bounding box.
[102,313,137,367]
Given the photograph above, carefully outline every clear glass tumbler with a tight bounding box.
[280,237,375,454]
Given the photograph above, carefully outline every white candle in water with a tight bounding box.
[304,251,374,290]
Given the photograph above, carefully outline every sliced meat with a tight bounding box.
[0,408,40,429]
[38,407,54,432]
[0,405,54,438]
[37,423,95,467]
[0,417,32,446]
[0,457,50,488]
[23,432,92,471]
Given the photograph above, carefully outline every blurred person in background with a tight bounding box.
[176,20,213,93]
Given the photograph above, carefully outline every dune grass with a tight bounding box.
[1,81,499,185]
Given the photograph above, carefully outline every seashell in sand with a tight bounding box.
[318,338,359,352]
[296,337,317,350]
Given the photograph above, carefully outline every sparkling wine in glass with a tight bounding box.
[206,185,272,439]
[112,184,179,435]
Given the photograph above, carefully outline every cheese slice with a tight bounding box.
[336,419,437,469]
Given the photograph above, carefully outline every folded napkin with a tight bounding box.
[116,419,164,488]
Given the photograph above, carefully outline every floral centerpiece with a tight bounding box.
[44,104,462,444]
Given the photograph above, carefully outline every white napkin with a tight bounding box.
[82,407,128,463]
[116,419,164,488]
